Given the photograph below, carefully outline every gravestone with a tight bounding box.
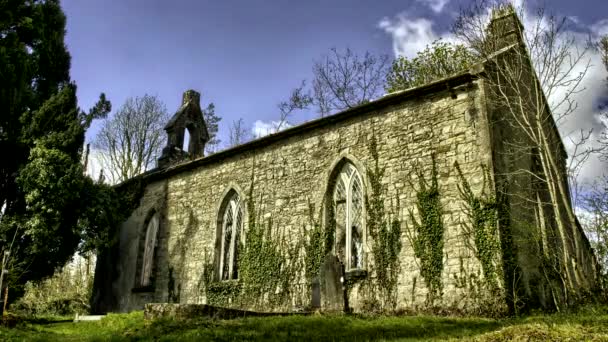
[311,277,320,309]
[319,254,344,312]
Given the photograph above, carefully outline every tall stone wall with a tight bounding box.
[94,76,506,313]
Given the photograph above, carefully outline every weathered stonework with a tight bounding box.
[91,8,598,316]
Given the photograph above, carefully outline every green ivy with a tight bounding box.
[302,201,333,284]
[363,134,402,310]
[454,162,502,290]
[406,154,444,305]
[201,173,300,310]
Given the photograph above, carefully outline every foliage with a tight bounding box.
[203,175,301,310]
[363,134,402,310]
[11,254,95,316]
[385,40,475,93]
[405,154,444,305]
[302,201,329,284]
[202,103,222,154]
[0,0,124,303]
[4,305,608,341]
[454,162,502,290]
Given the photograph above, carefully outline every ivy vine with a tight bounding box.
[363,133,402,310]
[454,162,502,290]
[405,154,444,305]
[201,171,301,310]
[302,200,333,285]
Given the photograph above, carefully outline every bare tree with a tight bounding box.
[228,118,249,148]
[275,48,389,130]
[599,35,608,161]
[313,48,389,116]
[453,1,598,307]
[276,81,313,132]
[580,176,608,277]
[93,94,169,184]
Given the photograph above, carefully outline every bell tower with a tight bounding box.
[158,90,209,168]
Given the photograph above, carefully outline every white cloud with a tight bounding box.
[415,0,450,13]
[379,3,608,187]
[251,120,291,138]
[378,14,440,58]
[591,19,608,36]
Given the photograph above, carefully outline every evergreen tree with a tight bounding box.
[203,103,221,154]
[0,0,118,302]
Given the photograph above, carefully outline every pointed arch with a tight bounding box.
[135,210,161,288]
[215,187,245,280]
[325,156,367,271]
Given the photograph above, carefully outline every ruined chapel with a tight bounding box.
[92,8,599,315]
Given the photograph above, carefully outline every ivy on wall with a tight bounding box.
[302,200,333,285]
[362,133,402,310]
[405,154,444,305]
[454,162,502,290]
[201,171,301,310]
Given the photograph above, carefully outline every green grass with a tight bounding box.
[1,305,608,341]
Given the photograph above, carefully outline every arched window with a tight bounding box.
[140,212,159,287]
[218,191,243,280]
[332,161,364,270]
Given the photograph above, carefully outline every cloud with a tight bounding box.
[251,120,292,138]
[379,3,608,187]
[591,19,608,36]
[378,14,440,58]
[415,0,450,13]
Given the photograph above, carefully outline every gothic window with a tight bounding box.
[332,161,364,270]
[140,212,159,287]
[218,191,243,280]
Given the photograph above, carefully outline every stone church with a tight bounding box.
[92,7,599,315]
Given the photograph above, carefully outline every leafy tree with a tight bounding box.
[93,94,169,184]
[385,40,475,93]
[203,103,222,154]
[0,0,120,303]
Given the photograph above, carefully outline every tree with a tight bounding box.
[580,177,608,277]
[580,35,608,283]
[93,94,169,184]
[276,48,389,130]
[453,1,595,308]
[203,103,222,154]
[0,0,119,304]
[312,48,389,116]
[599,35,608,161]
[385,40,475,93]
[228,118,249,147]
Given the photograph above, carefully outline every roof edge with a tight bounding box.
[116,71,478,189]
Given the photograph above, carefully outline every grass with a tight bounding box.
[1,305,608,341]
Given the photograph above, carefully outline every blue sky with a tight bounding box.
[62,0,608,181]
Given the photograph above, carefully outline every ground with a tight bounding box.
[1,305,608,341]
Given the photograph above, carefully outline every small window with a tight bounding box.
[140,212,159,287]
[332,161,364,271]
[218,191,243,280]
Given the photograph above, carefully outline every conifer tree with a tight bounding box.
[0,0,118,302]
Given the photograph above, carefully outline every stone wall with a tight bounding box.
[94,74,505,313]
